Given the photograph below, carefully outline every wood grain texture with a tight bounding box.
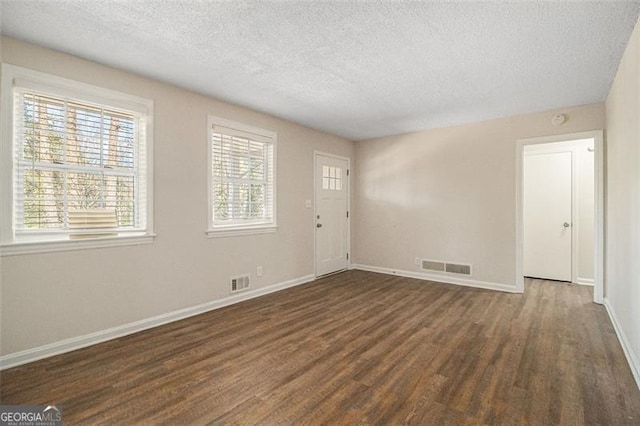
[2,270,639,424]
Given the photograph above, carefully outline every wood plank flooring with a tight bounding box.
[1,270,639,424]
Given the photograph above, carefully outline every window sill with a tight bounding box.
[206,225,278,238]
[0,233,156,256]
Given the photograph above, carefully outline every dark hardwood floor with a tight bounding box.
[1,270,639,424]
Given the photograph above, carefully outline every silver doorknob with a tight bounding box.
[316,223,323,228]
[563,222,571,228]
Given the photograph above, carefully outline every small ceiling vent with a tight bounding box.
[231,275,250,293]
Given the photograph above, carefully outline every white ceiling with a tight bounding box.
[1,1,639,141]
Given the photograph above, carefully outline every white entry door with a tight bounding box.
[315,154,349,276]
[524,151,572,281]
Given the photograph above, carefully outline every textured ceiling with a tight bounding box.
[1,1,639,140]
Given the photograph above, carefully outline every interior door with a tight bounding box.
[524,151,572,281]
[315,154,349,276]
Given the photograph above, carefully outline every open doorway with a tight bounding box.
[516,131,604,303]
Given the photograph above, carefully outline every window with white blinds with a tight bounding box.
[208,116,277,235]
[0,65,154,252]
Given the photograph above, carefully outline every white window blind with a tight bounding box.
[210,120,276,231]
[13,88,148,238]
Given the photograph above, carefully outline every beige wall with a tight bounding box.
[0,37,353,356]
[353,103,604,287]
[605,16,640,381]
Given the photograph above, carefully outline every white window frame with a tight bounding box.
[207,115,277,238]
[0,64,155,256]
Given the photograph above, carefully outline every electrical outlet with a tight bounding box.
[257,266,263,277]
[414,257,420,266]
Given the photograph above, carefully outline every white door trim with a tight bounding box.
[313,151,351,278]
[516,130,604,303]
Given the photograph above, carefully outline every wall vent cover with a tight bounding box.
[421,260,445,272]
[231,275,250,293]
[420,259,472,276]
[445,263,472,275]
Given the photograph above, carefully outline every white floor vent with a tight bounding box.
[231,275,250,293]
[421,259,472,276]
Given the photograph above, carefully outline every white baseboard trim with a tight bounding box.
[603,298,640,390]
[351,264,519,294]
[0,274,315,371]
[575,277,594,286]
